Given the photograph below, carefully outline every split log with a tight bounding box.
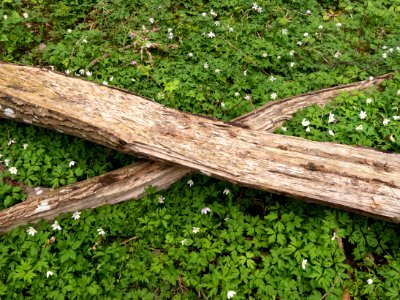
[0,63,399,232]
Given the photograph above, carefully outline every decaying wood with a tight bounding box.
[0,63,399,233]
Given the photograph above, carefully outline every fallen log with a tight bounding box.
[0,69,390,233]
[0,63,399,231]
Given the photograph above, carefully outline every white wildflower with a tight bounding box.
[51,221,62,231]
[201,12,207,17]
[168,32,174,40]
[214,21,220,26]
[103,81,108,86]
[262,52,268,57]
[201,207,211,214]
[4,159,10,167]
[328,130,335,136]
[82,38,88,44]
[369,76,374,81]
[336,22,342,28]
[334,51,341,58]
[297,41,303,46]
[306,10,311,15]
[302,119,310,127]
[8,139,16,146]
[305,126,310,132]
[46,271,54,278]
[366,98,373,104]
[389,135,395,142]
[223,189,230,195]
[208,32,215,38]
[8,167,18,175]
[359,111,367,119]
[393,116,400,120]
[3,15,8,20]
[289,50,295,56]
[227,290,236,299]
[367,278,373,285]
[72,211,81,220]
[328,112,335,123]
[243,70,247,76]
[149,18,154,24]
[244,94,251,101]
[188,52,193,57]
[303,32,309,37]
[187,179,194,187]
[269,76,276,82]
[97,228,106,236]
[383,119,390,126]
[289,62,295,68]
[382,53,387,59]
[27,227,37,236]
[158,196,165,204]
[65,69,71,75]
[192,227,200,234]
[204,63,209,69]
[67,29,72,33]
[281,126,287,132]
[69,161,75,167]
[234,92,240,97]
[23,12,29,19]
[281,28,288,35]
[215,69,221,74]
[221,102,225,108]
[210,9,217,17]
[270,92,277,100]
[318,25,323,30]
[79,69,85,75]
[302,259,308,269]
[356,124,363,131]
[331,231,337,240]
[180,239,187,245]
[228,26,234,32]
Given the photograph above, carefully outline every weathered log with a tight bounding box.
[0,70,390,233]
[0,63,399,229]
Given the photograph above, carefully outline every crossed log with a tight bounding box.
[0,63,399,233]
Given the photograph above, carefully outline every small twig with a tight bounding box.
[120,236,138,245]
[320,273,341,300]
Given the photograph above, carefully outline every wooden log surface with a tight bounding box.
[0,63,399,231]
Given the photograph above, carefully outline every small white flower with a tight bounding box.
[367,278,373,285]
[149,17,154,24]
[397,90,400,96]
[168,32,174,39]
[188,52,193,57]
[210,9,217,17]
[103,81,108,86]
[262,52,268,57]
[97,228,106,236]
[201,207,211,214]
[366,98,373,104]
[46,271,54,278]
[336,22,342,28]
[389,135,395,142]
[158,196,165,204]
[243,70,247,76]
[277,55,281,60]
[223,188,230,195]
[306,9,311,15]
[23,12,29,19]
[281,126,287,132]
[8,167,18,175]
[269,76,276,82]
[69,160,75,167]
[328,112,335,123]
[301,119,310,127]
[281,28,288,35]
[72,211,81,220]
[167,28,173,33]
[82,38,88,44]
[4,159,10,167]
[303,32,309,37]
[221,102,225,108]
[187,179,194,187]
[3,15,8,20]
[214,21,220,26]
[215,69,221,74]
[27,227,37,236]
[297,41,303,46]
[382,53,387,59]
[244,94,251,101]
[369,76,374,81]
[180,239,187,245]
[289,62,295,68]
[328,130,335,136]
[397,47,400,52]
[356,124,363,131]
[234,92,240,97]
[67,29,72,33]
[79,69,85,75]
[270,92,277,100]
[383,118,390,126]
[51,221,62,231]
[8,139,16,146]
[302,259,308,269]
[65,69,71,75]
[201,12,207,17]
[334,51,341,58]
[359,111,367,119]
[318,25,323,30]
[228,26,234,32]
[109,76,113,82]
[227,290,236,299]
[192,227,200,234]
[331,231,337,240]
[289,50,295,56]
[305,126,310,132]
[86,71,92,77]
[382,46,388,50]
[393,116,400,120]
[204,62,209,69]
[208,32,215,38]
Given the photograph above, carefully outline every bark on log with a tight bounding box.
[0,63,399,231]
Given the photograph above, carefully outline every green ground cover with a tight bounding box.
[1,0,400,299]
